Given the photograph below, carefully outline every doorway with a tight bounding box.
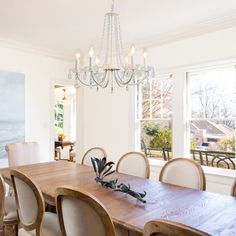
[54,84,76,161]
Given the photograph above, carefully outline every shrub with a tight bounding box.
[150,129,172,149]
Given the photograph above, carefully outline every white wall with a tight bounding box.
[79,27,236,194]
[77,86,135,163]
[0,45,72,164]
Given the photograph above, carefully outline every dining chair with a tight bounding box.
[159,158,206,190]
[81,147,107,166]
[10,170,61,236]
[56,186,115,236]
[143,219,210,236]
[116,152,150,178]
[230,179,236,196]
[6,142,40,167]
[0,174,18,235]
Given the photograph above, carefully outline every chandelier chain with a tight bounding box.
[111,0,115,12]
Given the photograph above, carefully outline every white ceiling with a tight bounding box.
[1,0,236,57]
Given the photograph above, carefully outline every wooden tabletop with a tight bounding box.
[1,161,236,236]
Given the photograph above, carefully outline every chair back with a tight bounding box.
[56,186,115,236]
[143,220,210,236]
[116,152,150,178]
[159,158,206,190]
[231,180,236,196]
[0,175,6,226]
[10,170,44,234]
[6,142,40,167]
[81,147,107,166]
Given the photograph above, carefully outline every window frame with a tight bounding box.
[136,74,173,159]
[186,64,236,170]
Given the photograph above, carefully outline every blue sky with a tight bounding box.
[0,71,25,121]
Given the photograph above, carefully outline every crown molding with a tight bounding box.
[130,12,236,49]
[0,12,236,58]
[0,38,74,61]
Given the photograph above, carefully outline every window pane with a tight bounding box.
[162,98,172,119]
[138,76,173,161]
[152,80,161,99]
[141,80,150,100]
[162,79,172,99]
[188,66,236,170]
[151,100,161,119]
[141,120,172,160]
[142,101,150,119]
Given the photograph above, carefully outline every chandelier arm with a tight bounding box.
[90,71,110,88]
[115,69,135,85]
[92,69,108,85]
[114,71,127,88]
[129,71,150,86]
[116,69,151,86]
[74,72,95,87]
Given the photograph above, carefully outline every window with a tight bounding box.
[138,75,173,160]
[54,101,64,133]
[188,65,236,169]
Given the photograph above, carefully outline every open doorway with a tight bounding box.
[54,84,76,161]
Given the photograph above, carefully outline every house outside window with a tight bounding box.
[138,75,173,160]
[187,65,236,169]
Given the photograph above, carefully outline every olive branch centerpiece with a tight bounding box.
[91,157,147,203]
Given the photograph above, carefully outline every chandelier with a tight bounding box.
[69,0,154,92]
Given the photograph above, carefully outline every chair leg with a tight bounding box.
[0,224,5,236]
[15,224,18,236]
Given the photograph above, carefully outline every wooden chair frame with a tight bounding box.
[116,152,150,179]
[10,169,45,236]
[81,147,107,165]
[231,179,236,196]
[0,175,5,233]
[56,186,115,236]
[143,219,210,236]
[159,158,206,191]
[0,174,18,235]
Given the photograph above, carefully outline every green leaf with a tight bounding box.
[103,170,115,177]
[91,158,97,175]
[102,165,113,177]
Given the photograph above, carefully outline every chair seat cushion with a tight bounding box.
[41,212,61,236]
[3,196,18,222]
[19,229,35,236]
[19,212,61,236]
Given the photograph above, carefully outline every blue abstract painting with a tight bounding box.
[0,71,25,160]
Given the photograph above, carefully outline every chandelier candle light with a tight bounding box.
[69,0,154,92]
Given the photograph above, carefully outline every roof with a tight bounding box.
[191,120,234,137]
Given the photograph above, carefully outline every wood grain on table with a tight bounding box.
[1,161,236,236]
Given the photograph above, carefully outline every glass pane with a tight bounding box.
[142,101,150,119]
[191,96,204,118]
[152,79,161,99]
[162,98,172,119]
[141,80,150,100]
[140,120,172,160]
[189,66,236,170]
[162,79,173,99]
[191,119,235,152]
[151,100,161,119]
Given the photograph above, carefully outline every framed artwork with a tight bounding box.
[0,71,25,161]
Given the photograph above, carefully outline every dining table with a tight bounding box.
[1,161,236,236]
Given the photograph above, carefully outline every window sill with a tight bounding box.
[149,158,236,179]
